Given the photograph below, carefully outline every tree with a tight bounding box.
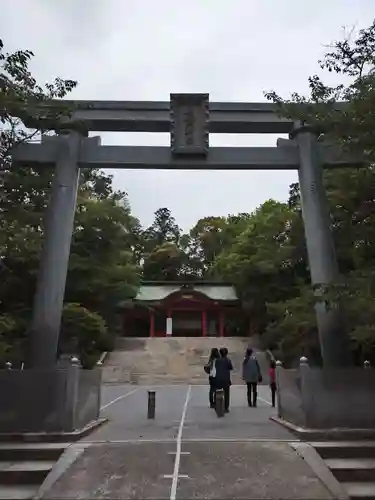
[265,20,375,161]
[261,20,375,365]
[142,242,186,281]
[188,216,227,276]
[67,190,141,329]
[143,208,181,250]
[0,40,140,363]
[0,40,78,363]
[187,214,252,278]
[142,208,185,280]
[59,303,109,368]
[0,39,77,170]
[213,200,303,334]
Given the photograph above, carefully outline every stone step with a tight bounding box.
[103,337,260,384]
[326,458,375,483]
[0,485,39,500]
[342,482,375,500]
[0,443,68,462]
[313,442,375,460]
[103,372,262,385]
[0,460,53,485]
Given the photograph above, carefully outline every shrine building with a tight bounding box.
[120,281,242,337]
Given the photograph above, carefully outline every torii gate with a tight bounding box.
[12,94,364,369]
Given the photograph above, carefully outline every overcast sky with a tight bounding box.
[1,1,374,231]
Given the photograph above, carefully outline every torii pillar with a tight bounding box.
[289,124,352,367]
[25,131,85,368]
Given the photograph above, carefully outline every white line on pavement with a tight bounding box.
[258,396,272,406]
[100,389,137,410]
[170,385,191,500]
[164,474,189,479]
[83,437,296,444]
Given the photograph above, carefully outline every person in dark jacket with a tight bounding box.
[215,347,233,413]
[205,347,220,408]
[242,348,262,407]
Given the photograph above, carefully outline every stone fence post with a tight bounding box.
[275,360,283,417]
[63,356,81,431]
[95,360,103,417]
[299,357,310,428]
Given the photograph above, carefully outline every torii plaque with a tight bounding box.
[170,93,209,156]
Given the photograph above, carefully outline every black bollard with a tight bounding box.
[215,389,225,417]
[147,390,155,419]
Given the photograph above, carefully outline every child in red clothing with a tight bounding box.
[269,360,277,407]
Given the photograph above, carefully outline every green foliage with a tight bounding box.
[59,303,108,368]
[264,20,375,160]
[260,19,375,364]
[67,192,141,327]
[0,314,15,365]
[0,39,140,364]
[142,208,187,281]
[212,201,304,332]
[143,242,187,281]
[0,38,77,169]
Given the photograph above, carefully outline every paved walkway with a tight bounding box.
[93,384,294,442]
[40,385,336,499]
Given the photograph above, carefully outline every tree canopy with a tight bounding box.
[0,40,140,366]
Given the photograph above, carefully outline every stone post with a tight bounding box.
[96,361,103,417]
[299,356,310,427]
[147,390,156,419]
[275,360,283,417]
[63,357,80,432]
[292,124,351,368]
[299,356,309,367]
[26,132,82,368]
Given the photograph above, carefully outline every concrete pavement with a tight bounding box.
[94,384,294,441]
[39,385,337,499]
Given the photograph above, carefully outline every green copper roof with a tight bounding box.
[135,283,238,302]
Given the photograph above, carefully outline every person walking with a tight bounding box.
[215,347,233,413]
[242,348,262,407]
[204,348,220,408]
[269,359,277,407]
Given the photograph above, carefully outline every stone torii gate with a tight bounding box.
[13,94,364,369]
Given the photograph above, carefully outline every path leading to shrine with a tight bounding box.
[38,384,337,499]
[94,384,292,441]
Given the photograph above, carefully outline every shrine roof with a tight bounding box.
[135,281,238,302]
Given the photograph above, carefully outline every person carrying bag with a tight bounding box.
[204,348,219,408]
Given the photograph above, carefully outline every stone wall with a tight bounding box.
[276,368,306,426]
[75,369,101,429]
[277,363,375,429]
[0,365,101,433]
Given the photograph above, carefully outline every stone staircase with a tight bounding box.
[102,337,269,385]
[0,442,67,500]
[314,442,375,500]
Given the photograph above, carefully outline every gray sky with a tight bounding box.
[1,1,374,231]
